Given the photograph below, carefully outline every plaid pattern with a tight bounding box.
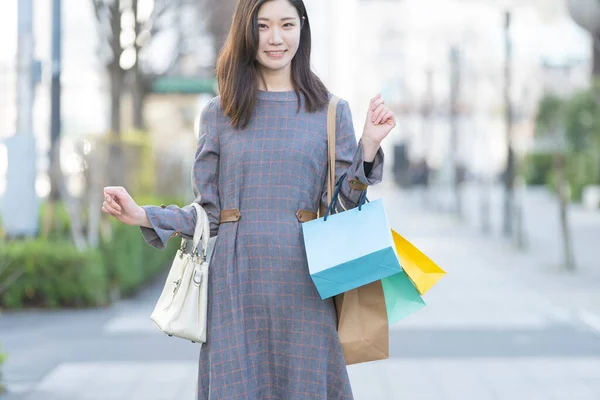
[141,91,384,399]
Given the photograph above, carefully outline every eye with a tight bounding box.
[258,23,268,29]
[283,23,295,28]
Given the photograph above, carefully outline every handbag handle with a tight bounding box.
[323,173,368,221]
[189,202,210,260]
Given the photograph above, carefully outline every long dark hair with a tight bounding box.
[216,0,329,129]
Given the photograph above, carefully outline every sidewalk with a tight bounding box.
[1,182,599,399]
[433,181,600,313]
[349,182,600,400]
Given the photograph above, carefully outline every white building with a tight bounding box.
[350,0,592,177]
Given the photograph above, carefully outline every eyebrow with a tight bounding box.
[257,17,298,21]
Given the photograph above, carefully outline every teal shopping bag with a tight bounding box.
[381,271,426,325]
[301,175,402,299]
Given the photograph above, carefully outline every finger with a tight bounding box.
[389,110,397,125]
[104,186,126,199]
[381,110,395,126]
[372,104,385,122]
[377,108,392,125]
[371,97,385,112]
[372,104,386,124]
[101,205,119,217]
[105,195,122,212]
[103,201,121,216]
[369,93,382,108]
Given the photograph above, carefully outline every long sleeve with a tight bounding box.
[140,98,221,249]
[320,99,385,212]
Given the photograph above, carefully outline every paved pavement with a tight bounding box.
[1,182,600,399]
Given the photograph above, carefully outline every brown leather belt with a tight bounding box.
[349,179,368,191]
[220,209,241,223]
[296,210,317,223]
[220,208,318,223]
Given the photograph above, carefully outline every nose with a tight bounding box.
[269,27,283,45]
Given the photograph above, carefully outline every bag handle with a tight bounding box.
[190,202,209,260]
[323,95,369,221]
[326,96,340,207]
[323,173,368,221]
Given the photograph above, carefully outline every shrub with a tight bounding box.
[99,195,183,298]
[2,191,186,309]
[524,153,554,186]
[0,342,5,394]
[100,219,179,298]
[0,240,108,309]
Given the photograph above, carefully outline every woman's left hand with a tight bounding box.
[363,94,396,146]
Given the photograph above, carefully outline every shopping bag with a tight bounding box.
[302,180,402,299]
[334,281,389,365]
[381,270,426,325]
[391,229,446,295]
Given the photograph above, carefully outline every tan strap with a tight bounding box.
[220,208,241,223]
[326,96,340,207]
[348,179,368,191]
[296,209,317,223]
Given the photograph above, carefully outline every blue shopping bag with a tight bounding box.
[302,174,402,299]
[381,271,426,325]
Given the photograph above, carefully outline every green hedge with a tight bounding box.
[0,240,108,308]
[0,342,6,393]
[547,151,600,201]
[100,219,180,298]
[524,153,554,186]
[0,196,184,309]
[99,195,182,298]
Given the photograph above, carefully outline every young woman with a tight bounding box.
[102,0,396,398]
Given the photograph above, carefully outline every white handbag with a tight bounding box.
[151,202,210,343]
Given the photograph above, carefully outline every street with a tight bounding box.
[1,182,600,400]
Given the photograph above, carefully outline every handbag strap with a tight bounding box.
[326,96,340,206]
[190,202,209,259]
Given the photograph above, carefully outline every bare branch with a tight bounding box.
[91,0,105,22]
[151,1,171,23]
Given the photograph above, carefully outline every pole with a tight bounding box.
[50,0,62,202]
[503,10,515,237]
[422,68,433,207]
[449,46,462,218]
[593,33,600,77]
[16,0,34,138]
[1,0,38,238]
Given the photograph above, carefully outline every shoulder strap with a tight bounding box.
[326,96,340,206]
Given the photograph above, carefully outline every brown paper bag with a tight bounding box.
[334,280,389,365]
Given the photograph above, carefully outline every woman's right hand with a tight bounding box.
[102,186,149,227]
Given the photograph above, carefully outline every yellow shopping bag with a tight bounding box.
[391,230,446,295]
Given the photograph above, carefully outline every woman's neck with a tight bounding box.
[258,66,294,92]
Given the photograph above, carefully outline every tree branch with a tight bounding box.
[91,0,105,22]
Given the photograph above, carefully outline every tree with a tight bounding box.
[564,81,600,153]
[91,0,172,172]
[567,0,600,77]
[129,0,175,130]
[534,95,575,271]
[533,82,600,272]
[196,0,237,64]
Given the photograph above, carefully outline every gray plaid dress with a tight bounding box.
[141,90,384,399]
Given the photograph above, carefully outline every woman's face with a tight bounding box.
[255,0,302,74]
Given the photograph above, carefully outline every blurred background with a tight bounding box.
[0,0,599,399]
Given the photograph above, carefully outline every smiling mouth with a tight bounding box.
[265,50,287,57]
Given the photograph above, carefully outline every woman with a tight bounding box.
[102,0,396,398]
